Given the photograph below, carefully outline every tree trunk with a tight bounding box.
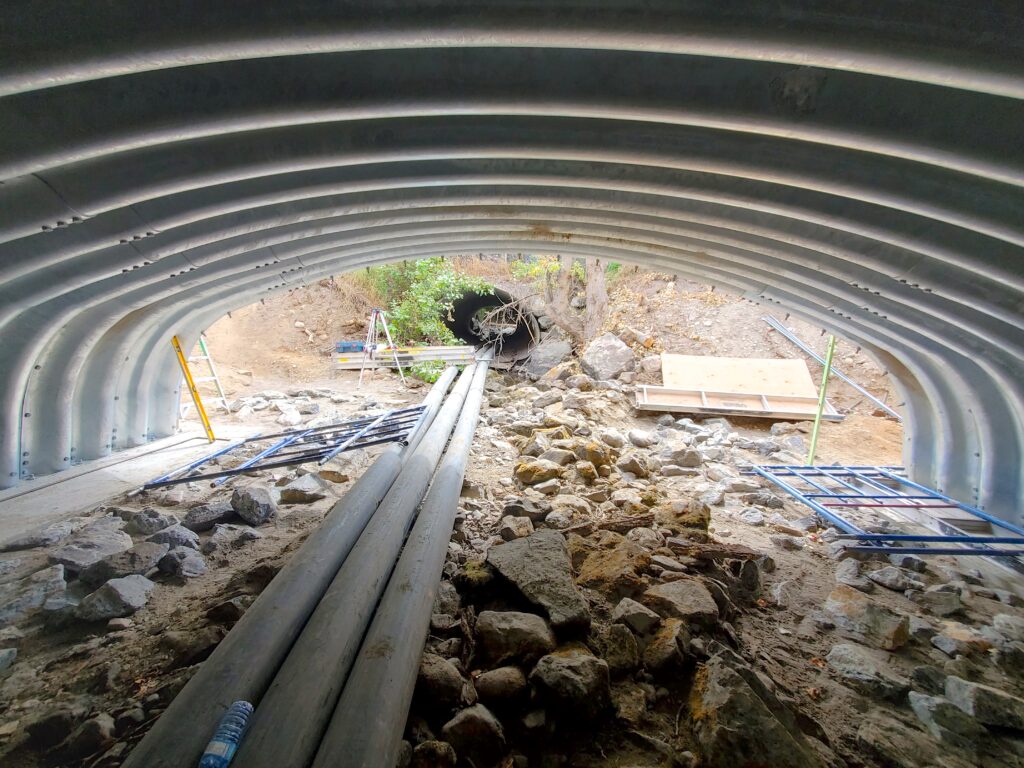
[536,255,609,347]
[583,257,608,341]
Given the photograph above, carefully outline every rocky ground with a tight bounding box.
[400,337,1024,768]
[0,375,422,767]
[0,270,1019,768]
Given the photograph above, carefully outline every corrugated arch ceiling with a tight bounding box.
[0,1,1022,521]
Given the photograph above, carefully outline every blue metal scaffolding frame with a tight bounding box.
[746,465,1024,566]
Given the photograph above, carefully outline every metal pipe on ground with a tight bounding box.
[234,363,479,768]
[312,359,490,768]
[122,366,459,768]
[762,315,902,421]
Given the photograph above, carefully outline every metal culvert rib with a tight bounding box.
[0,2,1021,525]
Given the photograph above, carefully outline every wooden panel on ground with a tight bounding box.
[661,354,819,398]
[635,384,842,421]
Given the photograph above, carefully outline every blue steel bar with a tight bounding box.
[751,464,1024,563]
[837,534,1024,543]
[762,316,902,420]
[273,411,424,458]
[767,465,904,474]
[144,408,427,488]
[212,429,315,486]
[845,546,1024,556]
[399,403,432,446]
[806,493,937,500]
[746,465,866,534]
[815,465,886,496]
[766,466,839,495]
[250,406,425,443]
[842,466,930,500]
[147,435,257,485]
[871,466,1024,538]
[319,412,390,465]
[143,435,414,487]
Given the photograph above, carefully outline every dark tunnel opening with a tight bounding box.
[445,288,540,363]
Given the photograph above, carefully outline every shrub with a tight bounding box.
[364,258,493,345]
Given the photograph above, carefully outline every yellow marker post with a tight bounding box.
[806,334,837,465]
[172,335,216,443]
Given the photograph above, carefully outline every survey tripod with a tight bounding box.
[359,308,407,386]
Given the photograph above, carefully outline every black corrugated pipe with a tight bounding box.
[446,287,539,363]
[311,357,490,767]
[122,366,459,768]
[234,363,479,768]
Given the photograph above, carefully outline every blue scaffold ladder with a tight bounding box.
[746,464,1024,572]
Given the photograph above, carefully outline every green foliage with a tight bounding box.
[510,255,586,287]
[510,255,560,281]
[364,258,492,345]
[605,261,622,278]
[409,360,447,383]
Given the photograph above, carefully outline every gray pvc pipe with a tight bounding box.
[312,359,490,768]
[121,366,458,768]
[234,363,478,768]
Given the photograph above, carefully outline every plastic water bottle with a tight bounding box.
[198,701,254,768]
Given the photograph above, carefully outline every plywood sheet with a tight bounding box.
[661,354,818,398]
[635,385,842,421]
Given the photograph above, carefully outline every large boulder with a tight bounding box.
[497,515,534,541]
[690,651,825,768]
[158,547,207,578]
[79,542,169,586]
[577,539,651,598]
[908,692,986,750]
[522,336,573,380]
[573,440,614,468]
[0,564,66,627]
[147,524,200,550]
[201,524,262,554]
[856,713,972,768]
[643,618,690,674]
[0,519,82,552]
[49,518,133,574]
[182,501,236,532]
[440,705,506,767]
[589,624,639,677]
[580,333,634,381]
[415,653,467,711]
[476,610,556,666]
[502,497,551,523]
[530,648,611,720]
[658,441,703,468]
[642,579,719,628]
[611,597,661,635]
[825,643,909,701]
[823,585,909,650]
[486,531,591,631]
[124,508,179,535]
[231,486,277,525]
[279,475,329,504]
[411,741,456,768]
[994,613,1024,641]
[513,459,563,485]
[474,666,528,705]
[75,575,155,621]
[945,675,1024,730]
